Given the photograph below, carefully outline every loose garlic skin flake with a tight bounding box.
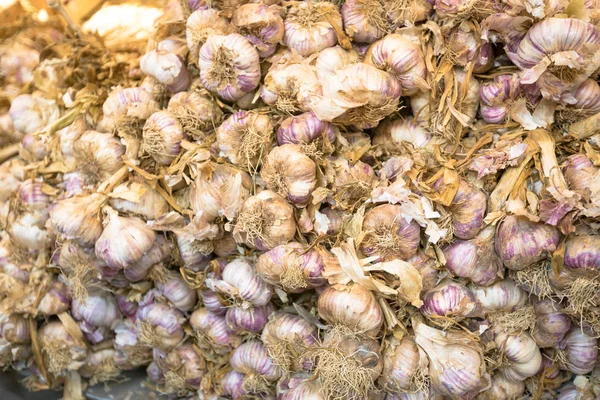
[199,34,261,101]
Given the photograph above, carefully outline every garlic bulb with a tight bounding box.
[226,303,275,334]
[378,336,424,392]
[360,204,421,261]
[557,326,598,375]
[113,318,153,370]
[494,330,542,382]
[108,178,169,220]
[79,348,121,385]
[277,112,337,149]
[123,235,171,282]
[99,87,159,136]
[261,312,317,371]
[421,280,479,324]
[495,216,560,271]
[314,332,383,400]
[256,242,326,292]
[373,117,431,149]
[232,4,284,58]
[199,34,261,101]
[72,289,121,344]
[566,78,600,116]
[532,298,571,348]
[261,63,323,113]
[279,376,325,400]
[186,9,234,63]
[479,74,520,124]
[318,284,383,337]
[38,321,87,375]
[444,226,504,286]
[283,2,341,56]
[1,314,30,344]
[221,370,246,399]
[216,111,274,169]
[49,193,106,247]
[7,180,52,250]
[73,130,126,184]
[140,50,190,93]
[471,279,529,315]
[155,343,206,395]
[95,207,156,270]
[190,308,242,354]
[563,235,600,272]
[413,316,489,397]
[136,302,186,351]
[230,340,281,395]
[311,63,402,129]
[9,94,59,134]
[447,23,494,74]
[37,280,72,316]
[206,258,273,307]
[261,144,317,206]
[200,289,227,316]
[142,110,184,165]
[365,34,427,95]
[563,154,599,201]
[167,91,223,139]
[511,18,600,102]
[341,0,388,44]
[155,273,197,312]
[480,372,525,399]
[447,179,487,240]
[233,190,296,251]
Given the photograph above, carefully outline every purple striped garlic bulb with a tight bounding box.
[230,340,282,395]
[199,34,261,101]
[378,336,425,393]
[155,272,197,312]
[232,4,284,58]
[260,144,317,206]
[72,289,121,344]
[447,24,494,74]
[135,301,186,351]
[261,63,323,114]
[199,289,227,315]
[555,326,598,375]
[186,9,234,63]
[233,190,296,251]
[563,235,600,273]
[190,308,242,354]
[0,314,30,344]
[495,216,560,271]
[360,204,421,261]
[79,348,121,385]
[216,110,274,169]
[563,154,599,202]
[167,90,223,139]
[444,226,504,286]
[471,279,529,315]
[154,343,207,395]
[122,235,171,282]
[421,280,479,324]
[277,112,337,149]
[341,0,388,44]
[256,242,326,292]
[365,33,428,95]
[206,258,273,307]
[283,2,341,56]
[48,193,106,247]
[225,303,275,334]
[141,110,184,165]
[261,312,318,372]
[140,50,190,93]
[532,298,571,348]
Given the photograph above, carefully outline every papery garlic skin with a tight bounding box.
[207,258,273,307]
[563,154,598,201]
[216,111,273,168]
[221,370,246,399]
[261,63,323,114]
[341,0,388,44]
[225,303,275,334]
[365,34,427,95]
[140,50,190,93]
[99,87,159,135]
[48,193,106,247]
[360,204,421,261]
[494,331,542,382]
[261,144,317,206]
[447,24,494,74]
[199,34,261,101]
[230,340,282,393]
[1,314,30,344]
[156,273,197,312]
[190,308,242,353]
[73,131,125,184]
[256,242,326,292]
[414,317,489,397]
[471,279,528,315]
[511,18,600,102]
[186,9,234,62]
[261,312,317,371]
[167,91,223,139]
[449,180,487,239]
[283,2,341,56]
[444,226,504,286]
[38,321,88,375]
[495,216,560,271]
[9,94,59,134]
[109,178,169,220]
[233,190,296,251]
[318,284,383,337]
[421,280,479,323]
[378,336,422,392]
[374,117,431,149]
[563,235,600,272]
[232,4,284,58]
[532,298,571,348]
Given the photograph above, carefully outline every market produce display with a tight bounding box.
[0,0,599,399]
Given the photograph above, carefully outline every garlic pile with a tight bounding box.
[1,0,600,399]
